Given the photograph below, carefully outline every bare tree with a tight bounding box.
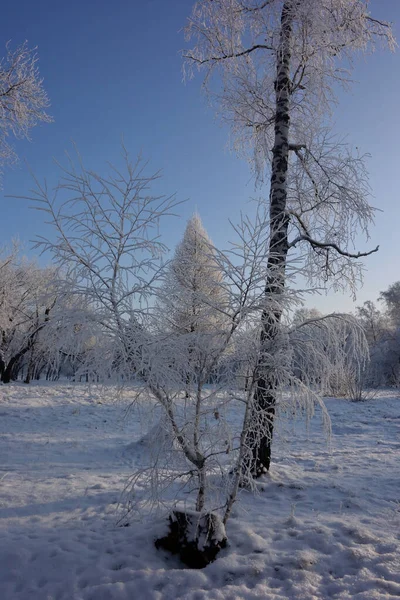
[23,146,180,381]
[185,0,394,476]
[0,41,52,179]
[140,207,269,516]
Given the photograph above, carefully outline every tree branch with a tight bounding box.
[288,144,306,152]
[237,1,273,12]
[289,234,379,258]
[184,44,274,65]
[366,16,392,29]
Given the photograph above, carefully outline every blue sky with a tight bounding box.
[1,0,399,314]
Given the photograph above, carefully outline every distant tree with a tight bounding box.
[357,301,387,346]
[0,249,57,383]
[357,294,400,388]
[380,282,400,327]
[0,42,52,179]
[158,214,229,390]
[185,0,394,476]
[160,213,227,336]
[36,295,107,382]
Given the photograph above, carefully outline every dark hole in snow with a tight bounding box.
[155,510,227,569]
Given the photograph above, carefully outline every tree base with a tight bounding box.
[155,510,227,569]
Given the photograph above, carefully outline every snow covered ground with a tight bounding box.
[0,383,399,600]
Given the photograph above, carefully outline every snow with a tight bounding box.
[0,382,399,599]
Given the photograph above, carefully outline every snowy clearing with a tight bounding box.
[0,383,399,600]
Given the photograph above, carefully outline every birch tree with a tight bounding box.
[185,0,394,476]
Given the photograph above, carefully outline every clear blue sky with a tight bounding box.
[1,0,399,314]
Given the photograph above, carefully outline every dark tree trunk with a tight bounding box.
[246,1,293,477]
[1,306,51,384]
[2,355,22,383]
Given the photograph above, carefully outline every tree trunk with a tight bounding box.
[246,1,293,477]
[2,355,22,383]
[24,350,35,384]
[1,307,51,384]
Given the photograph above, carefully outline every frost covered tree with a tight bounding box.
[185,0,394,476]
[124,205,274,552]
[160,213,227,336]
[0,248,57,383]
[376,284,400,385]
[0,42,52,179]
[158,214,228,390]
[24,146,179,381]
[357,301,387,346]
[289,309,368,400]
[356,292,400,387]
[380,282,400,327]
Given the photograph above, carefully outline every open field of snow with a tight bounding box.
[0,383,399,599]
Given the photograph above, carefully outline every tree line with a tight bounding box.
[2,226,400,392]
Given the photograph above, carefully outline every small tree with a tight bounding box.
[142,209,268,515]
[120,206,273,537]
[24,146,180,381]
[357,301,388,347]
[0,42,52,179]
